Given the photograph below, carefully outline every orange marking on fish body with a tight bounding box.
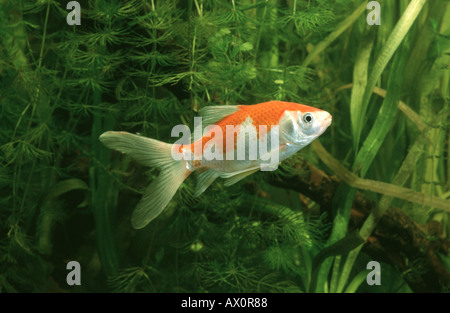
[184,101,322,156]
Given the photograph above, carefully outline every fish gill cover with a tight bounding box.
[0,0,449,293]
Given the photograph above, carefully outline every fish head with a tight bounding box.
[279,106,332,147]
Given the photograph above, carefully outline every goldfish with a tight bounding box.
[100,101,332,229]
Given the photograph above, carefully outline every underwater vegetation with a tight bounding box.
[0,0,449,293]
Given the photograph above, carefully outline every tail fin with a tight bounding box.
[99,131,190,229]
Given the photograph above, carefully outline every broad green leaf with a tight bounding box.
[350,36,374,150]
[359,0,427,138]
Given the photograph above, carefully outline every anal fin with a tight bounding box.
[195,169,220,197]
[222,168,259,186]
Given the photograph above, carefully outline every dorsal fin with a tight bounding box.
[198,105,241,126]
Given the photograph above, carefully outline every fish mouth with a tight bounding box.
[324,115,332,128]
[316,113,332,135]
[318,111,332,129]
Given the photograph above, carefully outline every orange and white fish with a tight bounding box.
[100,101,332,229]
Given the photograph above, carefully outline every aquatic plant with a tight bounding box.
[0,0,449,292]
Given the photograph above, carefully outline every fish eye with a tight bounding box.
[303,113,314,124]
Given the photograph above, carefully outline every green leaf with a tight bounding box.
[353,38,409,176]
[350,36,374,150]
[44,178,89,202]
[344,270,367,293]
[240,42,253,52]
[359,0,427,140]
